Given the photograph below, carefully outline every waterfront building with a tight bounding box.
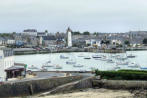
[43,36,56,47]
[0,47,14,81]
[37,32,47,37]
[7,38,15,45]
[0,37,6,46]
[23,29,38,36]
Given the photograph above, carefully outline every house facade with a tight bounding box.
[0,47,14,81]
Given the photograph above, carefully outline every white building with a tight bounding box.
[7,39,15,45]
[23,29,38,36]
[0,48,14,81]
[67,27,72,47]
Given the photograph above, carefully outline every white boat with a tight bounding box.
[116,61,129,65]
[92,55,102,58]
[46,60,51,63]
[140,67,147,70]
[107,59,114,63]
[42,63,54,68]
[41,67,48,71]
[73,64,84,67]
[114,66,121,70]
[128,62,140,68]
[66,60,76,64]
[84,56,91,59]
[54,64,62,69]
[127,54,136,58]
[60,55,69,59]
[100,56,107,61]
[28,65,39,71]
[116,56,128,60]
[78,54,85,57]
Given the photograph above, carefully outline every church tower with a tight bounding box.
[67,27,72,47]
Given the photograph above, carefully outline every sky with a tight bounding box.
[0,0,147,33]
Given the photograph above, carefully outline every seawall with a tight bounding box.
[92,79,147,89]
[0,75,83,97]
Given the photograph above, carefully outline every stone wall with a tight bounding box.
[92,79,147,89]
[0,76,83,97]
[48,76,94,94]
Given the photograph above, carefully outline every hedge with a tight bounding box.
[95,69,147,80]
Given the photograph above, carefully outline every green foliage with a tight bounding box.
[143,38,147,44]
[0,33,12,37]
[72,31,81,35]
[83,31,90,35]
[124,40,130,45]
[45,30,48,33]
[95,69,147,80]
[100,40,110,45]
[93,32,99,36]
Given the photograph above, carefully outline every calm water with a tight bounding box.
[14,51,147,71]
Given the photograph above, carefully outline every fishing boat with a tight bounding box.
[73,64,84,67]
[66,59,76,64]
[60,55,69,59]
[54,64,62,69]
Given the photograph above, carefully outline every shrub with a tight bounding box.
[95,69,147,80]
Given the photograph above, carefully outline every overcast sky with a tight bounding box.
[0,0,147,33]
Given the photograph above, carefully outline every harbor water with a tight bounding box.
[14,51,147,71]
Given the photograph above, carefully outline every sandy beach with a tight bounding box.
[39,88,134,98]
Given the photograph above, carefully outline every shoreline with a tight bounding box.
[13,49,147,56]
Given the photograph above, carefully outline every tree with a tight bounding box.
[72,31,81,35]
[45,30,48,33]
[124,40,130,46]
[143,38,147,45]
[83,31,90,35]
[93,32,99,36]
[105,40,110,45]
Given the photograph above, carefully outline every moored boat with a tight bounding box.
[127,54,136,58]
[66,59,76,64]
[92,55,102,58]
[60,55,69,59]
[54,64,62,69]
[84,56,91,59]
[73,64,84,67]
[27,65,39,71]
[116,61,129,65]
[128,62,140,68]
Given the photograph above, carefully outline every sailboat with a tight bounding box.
[127,54,136,58]
[54,64,62,69]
